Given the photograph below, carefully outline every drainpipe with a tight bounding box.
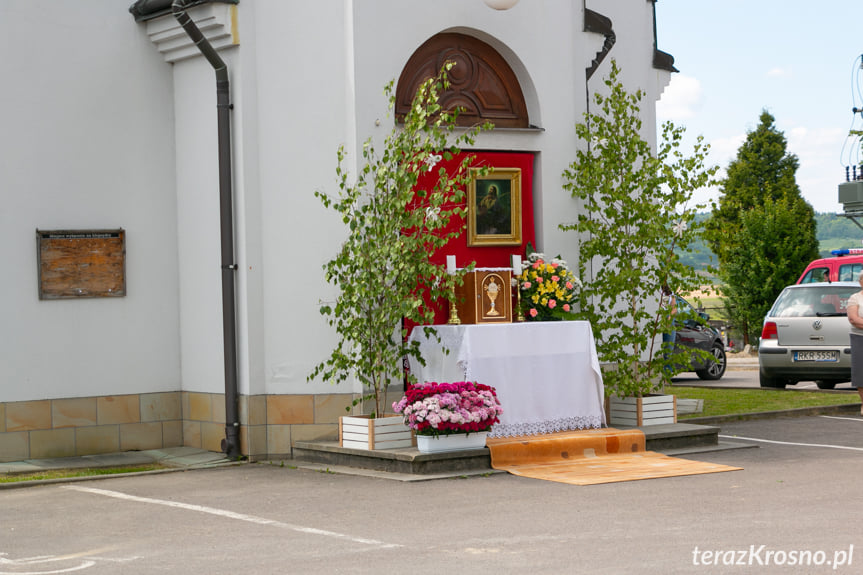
[172,0,241,458]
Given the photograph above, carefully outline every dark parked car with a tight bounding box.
[758,282,858,388]
[672,295,727,380]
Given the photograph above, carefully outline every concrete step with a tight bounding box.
[642,422,720,451]
[292,423,740,477]
[292,441,491,476]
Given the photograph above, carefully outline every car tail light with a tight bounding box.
[761,321,778,340]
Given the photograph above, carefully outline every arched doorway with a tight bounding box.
[395,32,530,129]
[399,33,536,326]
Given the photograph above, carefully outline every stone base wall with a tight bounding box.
[0,393,183,462]
[0,389,405,462]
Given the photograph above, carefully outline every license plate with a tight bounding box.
[793,350,838,362]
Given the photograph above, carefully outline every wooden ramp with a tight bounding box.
[487,428,741,486]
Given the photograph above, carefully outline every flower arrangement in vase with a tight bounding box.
[393,381,503,440]
[516,251,581,321]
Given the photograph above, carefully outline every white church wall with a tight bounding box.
[590,0,671,146]
[231,2,356,399]
[0,0,180,403]
[230,9,265,399]
[237,0,671,397]
[0,0,673,457]
[171,55,232,394]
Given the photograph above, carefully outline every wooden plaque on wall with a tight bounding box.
[455,270,512,324]
[37,229,126,300]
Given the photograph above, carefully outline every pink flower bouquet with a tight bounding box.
[393,381,503,437]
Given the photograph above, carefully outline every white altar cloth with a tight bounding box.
[407,322,605,437]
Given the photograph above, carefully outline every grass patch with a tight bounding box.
[0,464,167,484]
[670,386,860,419]
[682,286,729,322]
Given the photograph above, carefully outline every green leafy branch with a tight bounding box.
[562,60,718,397]
[310,63,491,417]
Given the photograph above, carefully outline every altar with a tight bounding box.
[407,322,605,437]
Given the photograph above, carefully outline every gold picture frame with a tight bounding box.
[467,167,522,246]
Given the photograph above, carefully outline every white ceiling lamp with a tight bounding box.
[483,0,520,10]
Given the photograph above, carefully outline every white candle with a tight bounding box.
[446,255,456,275]
[511,254,522,275]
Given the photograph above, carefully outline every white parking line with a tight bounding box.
[0,552,94,575]
[63,486,401,549]
[718,435,863,452]
[819,415,863,422]
[0,547,139,575]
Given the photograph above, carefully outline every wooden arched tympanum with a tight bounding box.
[395,33,529,129]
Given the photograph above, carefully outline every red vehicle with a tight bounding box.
[796,249,863,283]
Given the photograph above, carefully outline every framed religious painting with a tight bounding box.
[467,167,522,246]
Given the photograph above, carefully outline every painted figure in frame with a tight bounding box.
[475,180,512,236]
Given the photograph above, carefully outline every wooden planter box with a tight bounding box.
[339,414,415,450]
[607,394,677,427]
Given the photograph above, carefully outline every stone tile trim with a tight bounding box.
[1,391,363,462]
[6,401,51,432]
[0,393,183,462]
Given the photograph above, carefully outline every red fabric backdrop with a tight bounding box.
[413,151,536,326]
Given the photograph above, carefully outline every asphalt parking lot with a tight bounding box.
[3,354,861,574]
[2,413,863,574]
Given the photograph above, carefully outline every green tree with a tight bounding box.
[705,110,819,344]
[721,199,821,343]
[706,111,812,260]
[562,60,717,398]
[310,63,489,416]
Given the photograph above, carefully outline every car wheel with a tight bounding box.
[696,344,727,380]
[815,380,838,390]
[759,371,787,388]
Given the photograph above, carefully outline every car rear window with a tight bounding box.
[771,286,858,317]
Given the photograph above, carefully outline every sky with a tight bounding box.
[654,0,863,214]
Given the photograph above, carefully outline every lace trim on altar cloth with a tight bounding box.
[488,415,603,438]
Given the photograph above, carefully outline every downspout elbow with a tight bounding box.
[172,0,228,79]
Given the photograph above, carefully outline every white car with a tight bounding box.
[758,282,858,389]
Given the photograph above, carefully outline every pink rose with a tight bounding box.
[536,277,543,283]
[551,262,559,268]
[529,308,538,317]
[548,299,557,309]
[552,275,560,283]
[563,304,571,312]
[522,281,532,289]
[566,281,573,289]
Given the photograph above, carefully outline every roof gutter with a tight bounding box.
[172,0,241,458]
